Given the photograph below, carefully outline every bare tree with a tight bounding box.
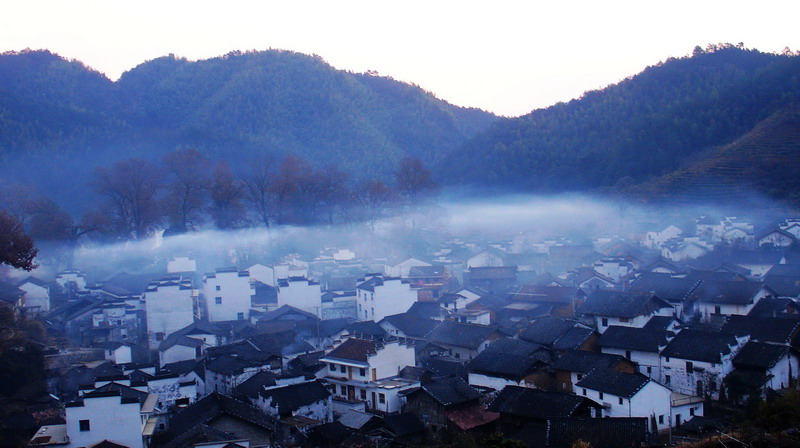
[163,148,212,231]
[395,157,439,203]
[243,156,275,227]
[353,180,397,231]
[92,159,163,238]
[0,210,37,270]
[209,161,245,229]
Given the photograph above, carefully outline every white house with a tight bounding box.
[691,281,772,321]
[575,369,673,432]
[597,326,672,379]
[580,291,674,334]
[248,380,333,422]
[56,270,87,293]
[144,275,197,349]
[31,384,157,448]
[385,257,431,278]
[203,268,255,322]
[467,248,506,268]
[644,225,683,249]
[320,337,417,413]
[759,229,797,248]
[355,274,417,322]
[248,263,276,287]
[277,276,322,316]
[733,341,800,392]
[16,276,50,313]
[659,329,748,399]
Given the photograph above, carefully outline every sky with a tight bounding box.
[2,0,799,117]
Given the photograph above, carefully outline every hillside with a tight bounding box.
[439,46,800,195]
[636,104,800,206]
[0,49,496,209]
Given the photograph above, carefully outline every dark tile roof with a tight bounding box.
[407,301,445,319]
[597,326,670,353]
[160,359,202,377]
[445,403,500,431]
[643,315,678,331]
[84,382,149,404]
[159,321,231,351]
[552,350,630,374]
[258,380,330,414]
[519,317,577,345]
[581,291,672,318]
[161,424,240,448]
[233,371,277,398]
[629,274,701,303]
[323,338,380,363]
[468,338,549,380]
[408,265,445,278]
[733,341,789,370]
[763,275,800,298]
[507,285,583,304]
[489,386,599,420]
[90,441,130,448]
[416,377,480,407]
[690,280,768,305]
[660,329,739,363]
[748,297,800,318]
[382,413,427,437]
[258,305,319,323]
[546,417,651,448]
[766,264,800,277]
[721,315,800,345]
[168,393,276,439]
[418,356,468,379]
[380,313,439,338]
[0,281,24,303]
[552,326,595,351]
[205,355,267,376]
[575,369,651,398]
[16,276,48,287]
[425,321,499,349]
[344,320,387,339]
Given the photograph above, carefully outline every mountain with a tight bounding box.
[636,103,800,205]
[0,49,496,209]
[438,46,800,198]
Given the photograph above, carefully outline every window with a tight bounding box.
[647,366,652,375]
[379,393,386,403]
[619,317,629,323]
[576,374,583,380]
[582,388,587,396]
[658,415,664,424]
[360,389,367,399]
[710,381,717,391]
[340,385,347,394]
[665,375,671,384]
[455,352,461,359]
[601,318,608,327]
[359,368,366,376]
[686,361,694,371]
[156,332,164,341]
[79,420,90,431]
[714,305,721,314]
[618,397,623,405]
[216,285,221,291]
[598,392,604,400]
[215,297,222,304]
[625,351,631,359]
[690,407,695,416]
[665,357,670,363]
[340,365,347,373]
[237,312,244,320]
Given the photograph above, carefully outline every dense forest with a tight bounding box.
[438,45,800,197]
[0,49,494,212]
[2,45,800,213]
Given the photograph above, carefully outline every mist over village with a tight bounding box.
[2,4,800,447]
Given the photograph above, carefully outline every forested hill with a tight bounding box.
[0,49,495,206]
[438,46,800,197]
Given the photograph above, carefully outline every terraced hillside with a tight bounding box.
[638,104,800,206]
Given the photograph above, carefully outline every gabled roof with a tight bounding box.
[16,276,48,288]
[205,356,267,376]
[414,377,480,407]
[545,417,651,448]
[258,380,330,413]
[233,371,277,398]
[580,291,672,318]
[408,265,445,278]
[425,321,499,349]
[747,297,799,318]
[258,305,319,323]
[643,315,678,331]
[733,341,790,370]
[337,409,379,430]
[628,274,701,304]
[597,326,670,353]
[406,301,445,319]
[323,338,380,364]
[489,386,599,419]
[344,320,387,339]
[168,393,276,438]
[763,275,800,298]
[507,285,583,304]
[721,315,800,345]
[552,350,630,374]
[660,329,739,363]
[383,413,427,437]
[575,369,651,398]
[380,313,439,338]
[690,280,768,305]
[84,382,149,404]
[519,317,580,345]
[552,326,595,351]
[766,264,800,278]
[468,338,549,380]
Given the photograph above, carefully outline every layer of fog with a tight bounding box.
[20,193,796,284]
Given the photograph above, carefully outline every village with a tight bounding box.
[7,212,800,448]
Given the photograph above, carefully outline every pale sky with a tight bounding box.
[2,0,798,117]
